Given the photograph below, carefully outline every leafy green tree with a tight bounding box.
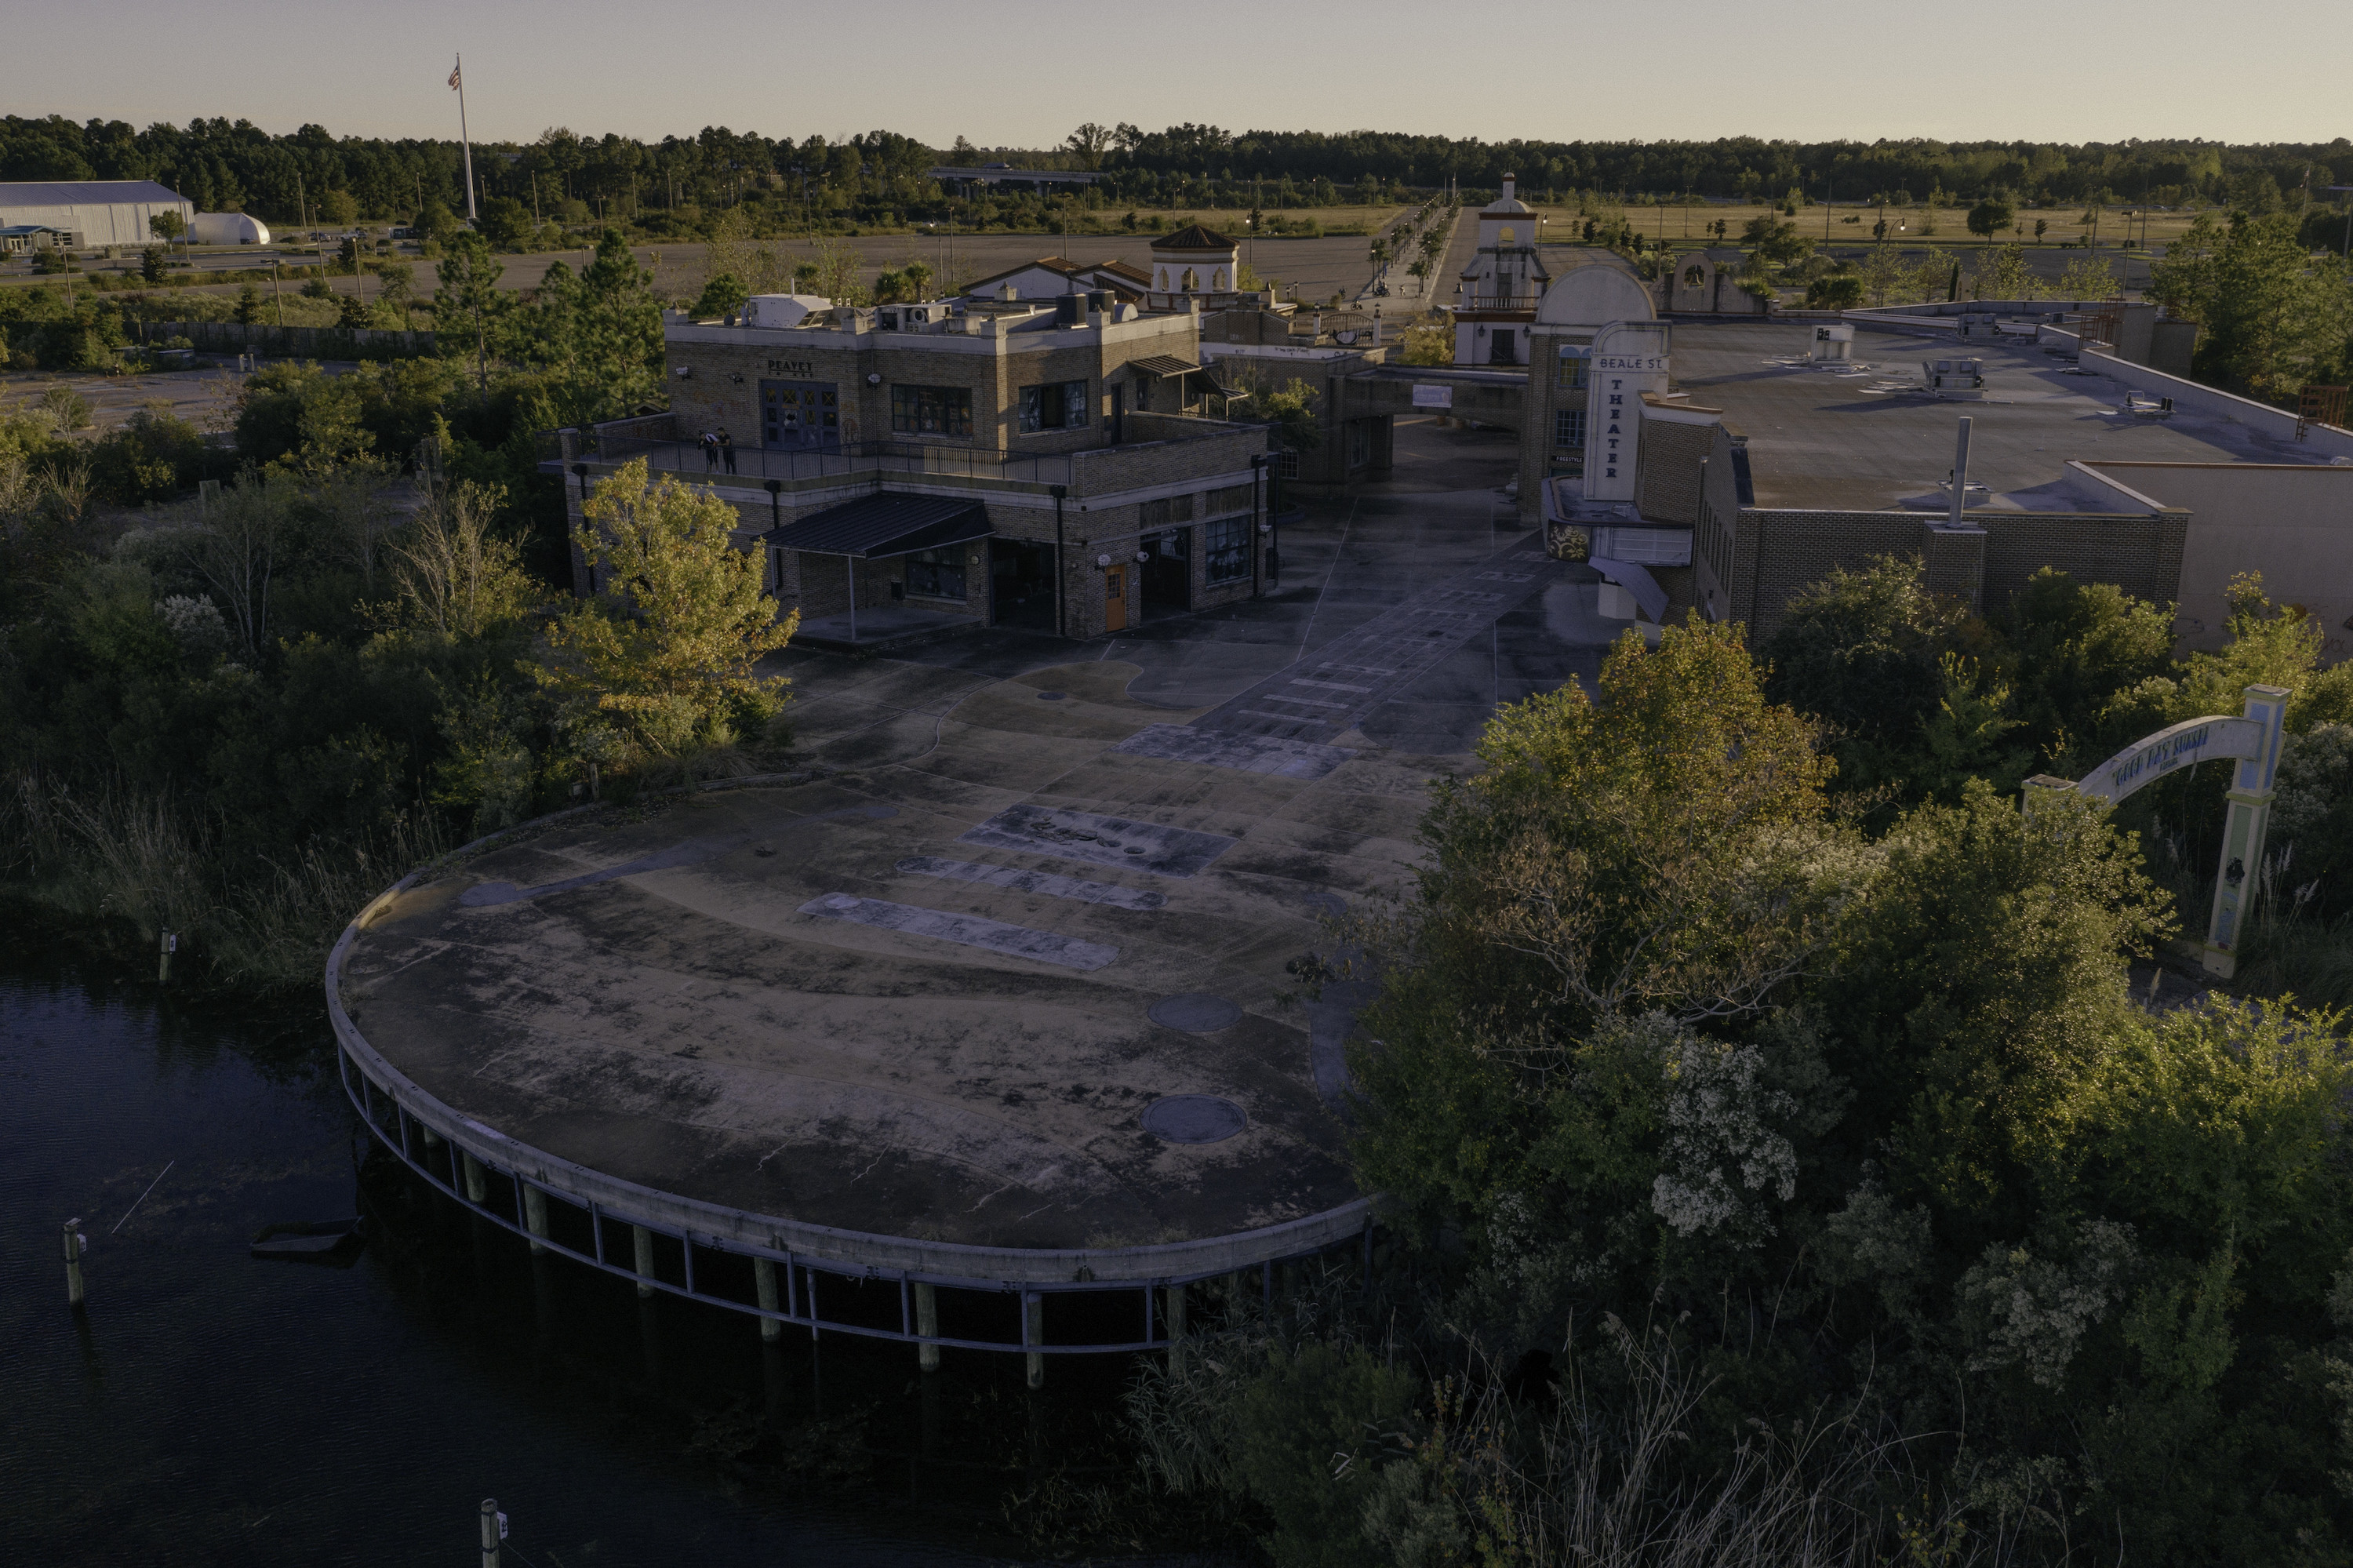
[478,196,533,252]
[1805,275,1863,308]
[691,271,748,318]
[536,457,795,757]
[497,231,664,429]
[433,231,507,402]
[233,283,264,325]
[2150,211,2353,398]
[1348,620,1842,1231]
[1967,195,2017,238]
[1762,553,1973,795]
[147,210,186,247]
[1251,377,1322,453]
[413,195,459,245]
[388,478,536,642]
[140,245,165,283]
[1995,568,2177,767]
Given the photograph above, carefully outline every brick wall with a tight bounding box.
[1724,506,2188,643]
[1979,510,2185,611]
[1635,419,1715,525]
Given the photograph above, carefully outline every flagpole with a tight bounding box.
[454,54,478,221]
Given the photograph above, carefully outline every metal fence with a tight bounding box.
[568,434,1078,489]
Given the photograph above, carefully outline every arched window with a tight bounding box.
[1156,267,1169,290]
[1682,264,1706,289]
[1182,267,1199,292]
[1210,268,1226,290]
[1499,226,1515,244]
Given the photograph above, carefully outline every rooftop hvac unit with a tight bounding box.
[1811,323,1854,362]
[740,294,830,329]
[1924,356,1985,400]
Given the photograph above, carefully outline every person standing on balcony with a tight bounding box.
[719,428,738,475]
[700,429,719,471]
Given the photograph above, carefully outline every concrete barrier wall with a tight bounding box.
[2042,328,2353,459]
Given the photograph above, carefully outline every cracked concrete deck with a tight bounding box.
[340,420,1602,1261]
[340,660,1449,1254]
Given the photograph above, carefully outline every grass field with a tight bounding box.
[980,204,1413,240]
[1518,197,2213,253]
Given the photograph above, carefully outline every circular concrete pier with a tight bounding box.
[331,661,1433,1358]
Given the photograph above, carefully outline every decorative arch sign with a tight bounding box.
[2025,685,2289,979]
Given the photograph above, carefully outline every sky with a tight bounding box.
[10,0,2352,150]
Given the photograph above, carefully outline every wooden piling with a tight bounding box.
[461,1150,486,1205]
[522,1184,548,1257]
[478,1497,500,1568]
[64,1220,85,1308]
[755,1258,781,1344]
[631,1224,656,1299]
[915,1281,940,1371]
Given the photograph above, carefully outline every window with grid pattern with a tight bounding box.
[1205,516,1249,584]
[890,384,973,437]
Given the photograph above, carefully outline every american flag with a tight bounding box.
[448,60,462,90]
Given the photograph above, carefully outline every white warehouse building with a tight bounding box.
[0,180,196,249]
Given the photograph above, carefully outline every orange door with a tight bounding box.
[1104,568,1127,632]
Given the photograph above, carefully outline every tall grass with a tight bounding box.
[1,771,450,991]
[1121,1270,1984,1568]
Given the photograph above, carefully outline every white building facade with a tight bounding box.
[0,180,195,249]
[1452,176,1552,367]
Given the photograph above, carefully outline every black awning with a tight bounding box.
[1129,354,1203,378]
[762,493,991,559]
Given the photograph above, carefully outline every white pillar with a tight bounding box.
[2203,685,2292,977]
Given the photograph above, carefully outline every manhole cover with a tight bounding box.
[1141,1095,1247,1144]
[1035,690,1066,700]
[1148,993,1243,1032]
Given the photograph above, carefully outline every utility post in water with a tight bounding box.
[478,1498,501,1568]
[64,1220,88,1306]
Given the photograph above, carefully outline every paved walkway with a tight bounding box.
[769,419,1621,759]
[1199,534,1566,744]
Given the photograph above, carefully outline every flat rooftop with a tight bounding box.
[336,662,1438,1260]
[1671,322,2332,511]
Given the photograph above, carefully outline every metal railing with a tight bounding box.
[569,434,1078,488]
[323,835,1375,1359]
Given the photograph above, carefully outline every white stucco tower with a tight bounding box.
[1452,175,1552,366]
[1145,224,1243,310]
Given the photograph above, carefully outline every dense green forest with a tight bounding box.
[13,107,2353,1565]
[5,112,2348,237]
[1118,572,2353,1566]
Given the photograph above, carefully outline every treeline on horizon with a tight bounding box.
[5,112,2348,233]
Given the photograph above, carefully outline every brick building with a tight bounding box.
[1529,308,2345,647]
[554,297,1276,645]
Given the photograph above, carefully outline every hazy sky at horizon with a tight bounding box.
[9,0,2351,151]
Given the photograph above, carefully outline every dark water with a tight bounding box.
[0,932,1164,1566]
